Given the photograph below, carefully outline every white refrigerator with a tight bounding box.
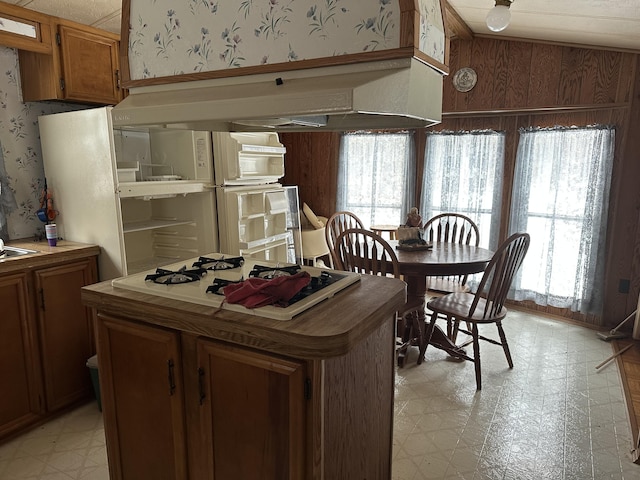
[38,108,300,281]
[39,107,218,281]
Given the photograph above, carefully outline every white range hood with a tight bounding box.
[112,58,443,132]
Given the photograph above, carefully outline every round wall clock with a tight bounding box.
[452,67,477,93]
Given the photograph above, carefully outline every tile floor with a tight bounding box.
[0,309,638,479]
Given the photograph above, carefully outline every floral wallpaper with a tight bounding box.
[128,0,445,80]
[0,47,83,241]
[419,0,445,64]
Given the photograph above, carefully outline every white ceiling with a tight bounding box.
[6,0,640,52]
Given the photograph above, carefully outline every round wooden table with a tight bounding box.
[391,241,494,365]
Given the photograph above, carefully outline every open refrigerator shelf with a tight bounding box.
[123,218,195,233]
[118,180,212,198]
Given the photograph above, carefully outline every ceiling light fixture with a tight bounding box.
[486,0,512,33]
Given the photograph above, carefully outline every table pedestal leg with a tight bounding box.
[401,275,466,364]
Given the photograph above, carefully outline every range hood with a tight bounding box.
[112,58,443,132]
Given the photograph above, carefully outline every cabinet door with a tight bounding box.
[97,315,188,480]
[58,24,121,104]
[197,340,306,480]
[0,272,42,439]
[34,258,97,411]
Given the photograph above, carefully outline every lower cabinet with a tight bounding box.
[97,314,306,480]
[35,259,97,411]
[0,256,98,442]
[0,273,42,439]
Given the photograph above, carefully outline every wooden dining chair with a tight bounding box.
[334,227,425,367]
[423,213,481,340]
[421,232,530,390]
[324,211,364,269]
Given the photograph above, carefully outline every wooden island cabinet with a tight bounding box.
[0,240,99,442]
[82,272,406,480]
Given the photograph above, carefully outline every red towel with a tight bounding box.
[224,272,311,308]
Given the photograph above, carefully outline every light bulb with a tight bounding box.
[486,4,511,32]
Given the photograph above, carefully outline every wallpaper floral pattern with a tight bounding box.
[0,47,82,241]
[128,0,445,79]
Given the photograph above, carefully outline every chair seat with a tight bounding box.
[427,293,508,324]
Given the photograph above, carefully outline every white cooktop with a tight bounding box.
[111,254,360,320]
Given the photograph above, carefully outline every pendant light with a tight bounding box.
[486,0,512,32]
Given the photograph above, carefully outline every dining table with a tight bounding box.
[391,240,494,366]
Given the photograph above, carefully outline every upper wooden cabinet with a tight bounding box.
[18,19,123,105]
[0,2,53,54]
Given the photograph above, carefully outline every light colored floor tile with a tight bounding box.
[1,309,639,480]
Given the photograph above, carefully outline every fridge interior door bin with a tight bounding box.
[238,155,284,180]
[238,217,266,245]
[213,132,285,185]
[238,232,290,250]
[241,238,289,263]
[265,190,288,214]
[238,191,267,218]
[265,212,287,237]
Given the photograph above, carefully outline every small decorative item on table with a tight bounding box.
[395,207,431,250]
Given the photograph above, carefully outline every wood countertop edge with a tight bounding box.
[1,240,100,274]
[82,275,407,360]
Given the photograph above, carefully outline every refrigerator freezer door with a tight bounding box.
[216,185,292,262]
[213,132,285,185]
[40,107,126,281]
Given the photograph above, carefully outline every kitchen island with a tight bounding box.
[81,270,406,480]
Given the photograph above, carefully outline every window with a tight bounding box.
[509,125,615,315]
[337,131,415,228]
[420,130,505,250]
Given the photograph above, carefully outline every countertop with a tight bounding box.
[82,272,406,360]
[0,239,101,274]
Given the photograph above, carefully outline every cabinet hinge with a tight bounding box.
[55,33,61,45]
[59,78,65,91]
[304,377,312,400]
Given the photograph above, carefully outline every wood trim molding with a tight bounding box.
[444,1,474,41]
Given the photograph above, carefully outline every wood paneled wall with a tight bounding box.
[280,37,640,327]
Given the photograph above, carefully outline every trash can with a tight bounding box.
[86,354,102,412]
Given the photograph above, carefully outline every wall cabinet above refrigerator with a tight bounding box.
[19,19,123,105]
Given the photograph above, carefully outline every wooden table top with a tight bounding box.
[391,241,494,277]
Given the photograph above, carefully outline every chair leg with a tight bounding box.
[419,311,437,365]
[497,321,513,368]
[472,323,482,390]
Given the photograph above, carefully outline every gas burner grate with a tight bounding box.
[145,266,207,285]
[206,278,244,296]
[287,271,339,304]
[192,255,244,271]
[249,264,301,279]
